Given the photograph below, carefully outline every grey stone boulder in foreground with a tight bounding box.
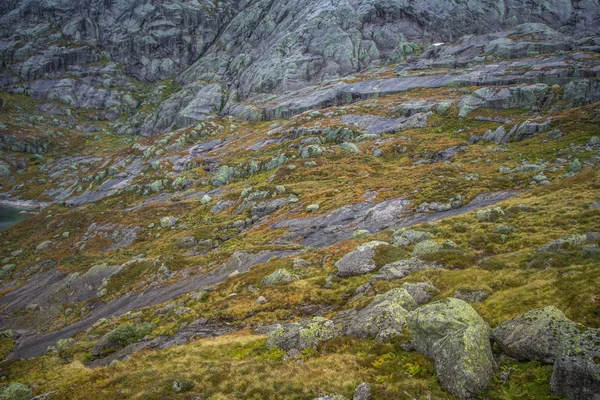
[492,306,573,363]
[551,327,600,400]
[406,298,495,399]
[493,306,600,399]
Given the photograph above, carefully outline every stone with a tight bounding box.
[256,296,268,304]
[550,327,600,399]
[406,298,495,399]
[261,269,298,286]
[492,306,577,364]
[335,241,388,277]
[341,287,417,340]
[454,289,490,303]
[411,240,440,257]
[372,258,441,281]
[160,216,177,228]
[300,144,327,159]
[476,207,505,222]
[458,84,548,118]
[266,317,340,352]
[200,194,212,205]
[339,142,361,154]
[392,229,432,246]
[306,204,320,213]
[353,382,372,400]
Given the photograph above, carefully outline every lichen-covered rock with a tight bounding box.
[335,241,388,277]
[371,258,441,281]
[401,282,437,305]
[411,239,440,257]
[160,216,177,228]
[0,382,33,400]
[492,306,581,364]
[211,165,237,187]
[261,269,298,286]
[454,289,490,303]
[406,298,495,399]
[537,234,588,253]
[342,287,417,340]
[339,142,361,154]
[300,144,327,159]
[266,317,340,352]
[476,207,505,222]
[550,327,600,400]
[392,229,432,246]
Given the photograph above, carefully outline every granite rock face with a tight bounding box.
[2,0,600,135]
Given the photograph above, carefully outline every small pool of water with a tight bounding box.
[0,206,28,232]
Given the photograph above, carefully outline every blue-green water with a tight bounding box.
[0,206,27,232]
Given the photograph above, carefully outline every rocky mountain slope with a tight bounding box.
[0,0,599,399]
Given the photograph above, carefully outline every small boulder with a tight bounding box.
[160,216,177,228]
[411,240,440,257]
[476,207,505,222]
[371,258,441,281]
[335,241,388,277]
[306,204,320,213]
[454,288,490,303]
[266,317,340,352]
[261,269,298,286]
[392,229,432,246]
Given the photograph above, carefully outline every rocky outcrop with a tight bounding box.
[406,298,495,399]
[2,1,600,130]
[458,84,549,118]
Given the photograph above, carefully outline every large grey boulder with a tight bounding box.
[266,317,340,352]
[341,287,417,340]
[550,327,600,400]
[406,298,495,399]
[335,241,388,277]
[492,306,574,363]
[492,306,600,399]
